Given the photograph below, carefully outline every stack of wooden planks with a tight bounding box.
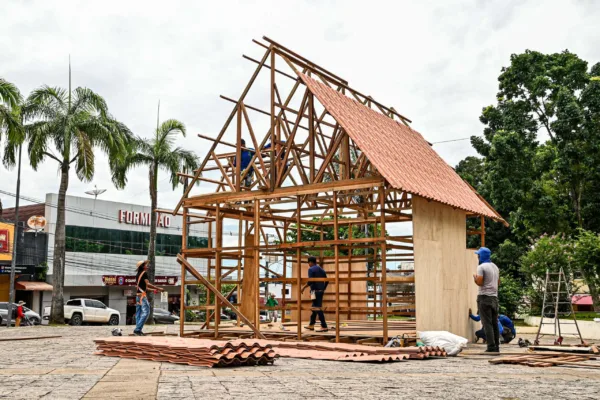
[94,337,278,368]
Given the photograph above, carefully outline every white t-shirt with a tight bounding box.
[477,262,499,296]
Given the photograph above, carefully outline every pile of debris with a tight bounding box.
[94,337,278,368]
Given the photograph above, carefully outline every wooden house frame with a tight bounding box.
[172,37,506,344]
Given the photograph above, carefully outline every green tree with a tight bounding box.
[572,230,600,311]
[113,118,198,322]
[5,81,133,324]
[519,234,575,314]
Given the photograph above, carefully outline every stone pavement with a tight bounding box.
[1,325,600,399]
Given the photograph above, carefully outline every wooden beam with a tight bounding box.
[185,176,384,205]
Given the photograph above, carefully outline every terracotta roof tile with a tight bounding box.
[298,73,502,220]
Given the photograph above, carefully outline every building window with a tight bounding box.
[65,226,207,256]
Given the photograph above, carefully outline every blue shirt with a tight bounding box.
[233,148,255,171]
[499,315,516,336]
[469,313,504,334]
[308,264,328,291]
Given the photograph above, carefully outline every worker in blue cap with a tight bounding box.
[473,247,500,352]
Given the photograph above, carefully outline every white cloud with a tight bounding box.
[1,0,599,215]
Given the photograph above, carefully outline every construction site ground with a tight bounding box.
[0,325,598,400]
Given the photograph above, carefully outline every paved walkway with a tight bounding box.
[1,325,599,399]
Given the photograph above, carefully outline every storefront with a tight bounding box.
[7,193,210,324]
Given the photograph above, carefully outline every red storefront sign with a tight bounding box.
[0,229,9,253]
[101,275,178,286]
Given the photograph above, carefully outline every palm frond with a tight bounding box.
[161,147,199,189]
[156,119,186,148]
[71,87,109,117]
[0,78,23,109]
[73,130,95,182]
[27,86,67,111]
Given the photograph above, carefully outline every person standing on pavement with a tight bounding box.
[472,247,500,352]
[134,260,165,336]
[301,256,328,332]
[15,301,26,327]
[266,293,279,322]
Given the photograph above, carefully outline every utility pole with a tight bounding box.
[6,144,23,328]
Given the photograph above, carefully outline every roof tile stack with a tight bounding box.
[94,337,278,368]
[271,341,446,362]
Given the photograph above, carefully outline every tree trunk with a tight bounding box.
[50,164,69,324]
[147,163,158,324]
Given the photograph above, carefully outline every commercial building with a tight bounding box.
[4,194,208,325]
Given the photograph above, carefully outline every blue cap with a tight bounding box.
[475,247,490,255]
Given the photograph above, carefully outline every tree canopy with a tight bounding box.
[456,50,600,314]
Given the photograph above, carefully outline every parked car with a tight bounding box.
[0,302,42,325]
[43,298,120,326]
[153,308,180,324]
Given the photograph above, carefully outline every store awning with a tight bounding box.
[16,281,53,291]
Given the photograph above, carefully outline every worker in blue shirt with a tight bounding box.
[498,314,516,343]
[469,308,515,344]
[301,256,328,332]
[233,139,255,187]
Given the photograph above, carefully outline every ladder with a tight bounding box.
[534,268,584,345]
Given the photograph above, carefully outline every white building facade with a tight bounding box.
[43,194,208,325]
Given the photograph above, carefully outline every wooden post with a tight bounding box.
[379,185,388,344]
[180,207,188,337]
[215,204,222,338]
[270,50,276,190]
[206,219,212,329]
[254,200,261,333]
[333,191,340,343]
[236,103,242,191]
[480,215,485,247]
[309,92,315,183]
[237,216,243,326]
[282,222,288,315]
[348,223,353,320]
[296,198,302,339]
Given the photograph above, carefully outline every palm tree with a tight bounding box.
[113,118,198,321]
[6,82,133,324]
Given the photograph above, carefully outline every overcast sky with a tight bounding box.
[2,0,600,212]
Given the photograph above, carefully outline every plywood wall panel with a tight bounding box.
[413,196,478,341]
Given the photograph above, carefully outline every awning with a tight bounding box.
[15,281,53,291]
[572,295,593,305]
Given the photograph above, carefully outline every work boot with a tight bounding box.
[304,325,315,330]
[315,327,329,332]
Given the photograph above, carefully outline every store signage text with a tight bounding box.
[102,275,178,286]
[118,210,171,227]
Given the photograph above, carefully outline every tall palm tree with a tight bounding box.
[6,82,133,324]
[113,118,198,321]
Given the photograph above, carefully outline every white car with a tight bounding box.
[43,298,120,326]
